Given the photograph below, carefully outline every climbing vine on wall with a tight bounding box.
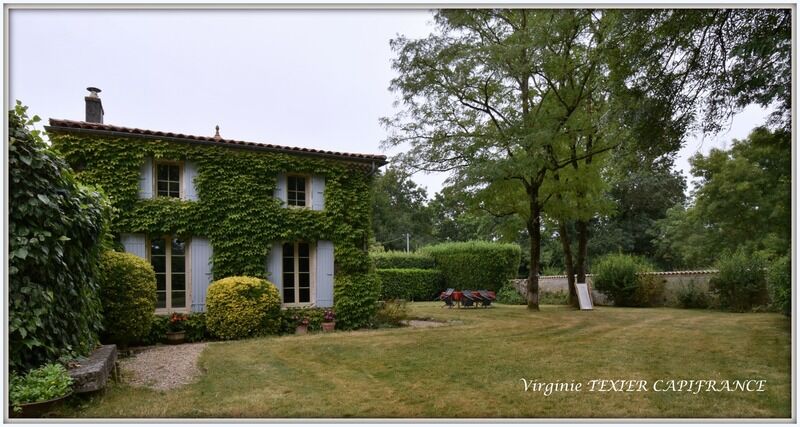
[50,133,375,278]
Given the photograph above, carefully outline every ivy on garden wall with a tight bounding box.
[50,133,375,278]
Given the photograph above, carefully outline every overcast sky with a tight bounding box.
[10,9,772,197]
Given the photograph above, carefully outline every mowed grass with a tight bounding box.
[61,303,790,419]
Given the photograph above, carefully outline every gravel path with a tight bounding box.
[119,342,208,391]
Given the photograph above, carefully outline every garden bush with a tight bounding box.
[97,251,157,347]
[540,290,569,305]
[377,268,444,301]
[768,255,790,316]
[709,249,768,312]
[206,276,282,339]
[374,299,409,327]
[420,241,521,291]
[370,251,436,269]
[496,283,526,305]
[592,254,662,307]
[9,103,108,371]
[334,272,381,330]
[10,363,73,413]
[140,314,169,345]
[184,313,211,342]
[676,283,710,309]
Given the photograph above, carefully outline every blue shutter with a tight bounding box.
[184,160,199,201]
[121,233,146,259]
[316,240,334,307]
[266,242,283,294]
[273,173,287,207]
[191,237,213,312]
[311,175,325,211]
[139,157,153,199]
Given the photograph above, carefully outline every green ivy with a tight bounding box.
[50,133,376,279]
[9,104,108,371]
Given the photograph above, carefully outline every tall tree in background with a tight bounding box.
[654,127,791,268]
[384,10,630,310]
[371,167,434,251]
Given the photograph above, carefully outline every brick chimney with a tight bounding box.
[85,87,104,123]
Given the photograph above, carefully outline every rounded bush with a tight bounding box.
[377,268,444,301]
[710,249,768,312]
[420,241,521,291]
[334,272,381,330]
[370,251,436,269]
[768,255,790,316]
[496,283,526,305]
[206,276,281,339]
[593,254,661,307]
[98,250,157,346]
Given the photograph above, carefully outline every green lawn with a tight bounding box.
[61,303,790,419]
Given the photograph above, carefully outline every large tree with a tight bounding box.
[654,127,791,267]
[384,10,633,310]
[371,166,434,251]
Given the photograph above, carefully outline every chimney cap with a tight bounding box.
[86,87,102,97]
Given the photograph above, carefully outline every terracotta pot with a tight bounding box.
[322,322,335,332]
[165,331,186,344]
[10,392,72,418]
[295,325,308,335]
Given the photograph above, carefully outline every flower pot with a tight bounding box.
[322,321,335,332]
[165,331,186,344]
[295,325,308,335]
[10,392,72,418]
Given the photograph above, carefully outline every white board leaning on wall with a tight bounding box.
[576,283,593,310]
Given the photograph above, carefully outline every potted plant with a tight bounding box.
[10,363,73,418]
[166,312,188,344]
[322,309,336,332]
[294,315,310,335]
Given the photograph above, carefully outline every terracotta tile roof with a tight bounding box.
[46,119,389,165]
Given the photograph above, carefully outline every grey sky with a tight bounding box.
[10,9,771,198]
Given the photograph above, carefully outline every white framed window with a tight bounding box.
[286,174,310,207]
[149,235,190,312]
[154,161,182,198]
[281,241,315,306]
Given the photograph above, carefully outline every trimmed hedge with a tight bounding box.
[377,268,444,301]
[206,276,281,339]
[334,272,381,330]
[370,251,436,269]
[97,251,157,347]
[420,241,521,291]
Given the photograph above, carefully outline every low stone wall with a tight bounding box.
[512,270,718,306]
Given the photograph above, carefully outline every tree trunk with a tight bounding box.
[576,220,589,283]
[526,191,541,311]
[558,220,579,307]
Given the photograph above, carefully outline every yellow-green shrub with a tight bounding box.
[206,276,281,339]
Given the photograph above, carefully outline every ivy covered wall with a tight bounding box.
[49,133,376,279]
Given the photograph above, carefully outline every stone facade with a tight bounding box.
[512,270,717,306]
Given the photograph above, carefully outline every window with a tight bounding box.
[156,162,181,198]
[286,175,308,207]
[282,242,313,305]
[150,236,188,311]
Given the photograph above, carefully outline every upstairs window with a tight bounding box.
[287,175,308,207]
[156,162,181,198]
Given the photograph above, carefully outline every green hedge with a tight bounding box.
[710,249,768,312]
[593,254,663,307]
[420,241,521,291]
[768,255,791,316]
[98,251,157,347]
[377,268,444,301]
[370,251,436,269]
